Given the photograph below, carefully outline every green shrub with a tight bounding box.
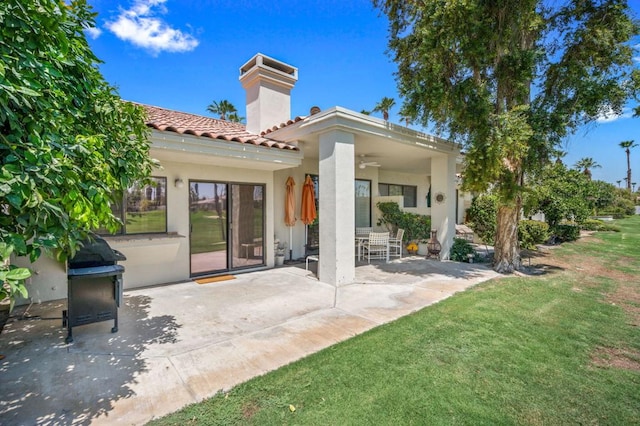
[581,219,604,231]
[598,223,621,232]
[553,223,580,242]
[376,202,431,243]
[450,238,476,262]
[518,220,549,249]
[466,194,498,245]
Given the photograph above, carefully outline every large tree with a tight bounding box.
[619,140,637,190]
[375,0,639,272]
[0,0,154,300]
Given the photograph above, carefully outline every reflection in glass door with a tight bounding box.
[190,181,265,276]
[230,184,264,269]
[190,181,228,276]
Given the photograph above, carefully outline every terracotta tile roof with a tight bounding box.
[139,103,299,151]
[260,116,305,136]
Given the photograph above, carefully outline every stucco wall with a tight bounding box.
[14,159,276,305]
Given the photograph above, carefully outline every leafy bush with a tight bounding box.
[518,220,549,249]
[376,202,431,242]
[598,223,621,232]
[581,219,604,231]
[553,223,580,242]
[450,238,476,262]
[601,197,636,218]
[466,194,497,245]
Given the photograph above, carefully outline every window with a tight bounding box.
[103,177,167,235]
[379,183,417,208]
[355,179,371,227]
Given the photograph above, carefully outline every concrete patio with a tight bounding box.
[0,257,500,425]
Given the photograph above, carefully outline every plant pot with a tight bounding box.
[275,255,285,266]
[417,242,428,255]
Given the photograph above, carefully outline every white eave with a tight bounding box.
[149,129,303,171]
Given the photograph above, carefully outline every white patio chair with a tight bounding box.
[355,227,373,260]
[361,232,389,263]
[389,228,405,259]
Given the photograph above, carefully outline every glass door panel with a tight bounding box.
[230,184,265,269]
[190,181,228,276]
[355,179,371,227]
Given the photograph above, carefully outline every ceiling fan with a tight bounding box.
[358,155,381,169]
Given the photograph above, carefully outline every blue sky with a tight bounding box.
[86,0,640,186]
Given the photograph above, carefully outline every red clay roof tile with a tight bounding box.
[138,103,299,151]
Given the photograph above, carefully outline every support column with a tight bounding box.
[318,130,355,285]
[430,154,457,259]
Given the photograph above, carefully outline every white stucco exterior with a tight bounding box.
[16,53,469,304]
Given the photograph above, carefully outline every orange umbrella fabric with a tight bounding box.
[285,176,296,227]
[301,175,317,225]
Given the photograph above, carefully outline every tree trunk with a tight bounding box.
[493,203,521,273]
[626,149,632,191]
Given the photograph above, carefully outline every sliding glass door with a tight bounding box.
[190,181,265,277]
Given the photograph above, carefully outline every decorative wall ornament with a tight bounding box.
[435,192,446,204]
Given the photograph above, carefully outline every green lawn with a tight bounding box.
[149,217,640,425]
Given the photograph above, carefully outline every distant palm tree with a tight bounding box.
[227,112,245,123]
[372,97,396,121]
[206,99,237,120]
[616,180,622,188]
[553,149,567,165]
[619,140,637,191]
[398,104,413,127]
[574,157,601,180]
[360,109,371,115]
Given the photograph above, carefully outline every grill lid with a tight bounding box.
[68,235,126,269]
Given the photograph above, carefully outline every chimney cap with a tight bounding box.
[239,53,298,87]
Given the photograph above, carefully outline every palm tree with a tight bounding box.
[616,180,622,188]
[553,149,567,165]
[574,157,601,180]
[360,109,371,115]
[372,97,396,121]
[619,140,637,191]
[398,104,414,127]
[206,99,237,120]
[227,112,245,123]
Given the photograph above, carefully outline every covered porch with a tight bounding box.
[270,107,464,286]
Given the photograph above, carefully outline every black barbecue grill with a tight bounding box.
[62,235,126,343]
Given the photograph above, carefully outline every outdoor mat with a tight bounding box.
[195,275,236,284]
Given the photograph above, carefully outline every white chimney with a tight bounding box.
[239,53,298,135]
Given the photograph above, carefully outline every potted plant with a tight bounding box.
[275,241,286,266]
[405,242,418,255]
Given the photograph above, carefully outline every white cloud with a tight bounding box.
[596,107,633,123]
[105,0,199,55]
[84,27,102,39]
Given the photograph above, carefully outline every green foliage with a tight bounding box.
[449,238,476,262]
[518,220,549,249]
[0,0,154,264]
[376,201,430,242]
[0,243,31,311]
[524,163,593,228]
[206,99,238,120]
[581,219,604,231]
[374,0,639,271]
[466,194,498,245]
[552,223,580,243]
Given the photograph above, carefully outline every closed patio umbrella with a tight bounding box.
[301,175,317,225]
[285,176,296,260]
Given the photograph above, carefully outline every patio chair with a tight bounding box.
[389,228,405,259]
[355,227,373,237]
[361,232,390,263]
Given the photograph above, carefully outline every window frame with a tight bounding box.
[102,176,168,235]
[378,182,418,208]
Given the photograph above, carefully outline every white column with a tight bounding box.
[318,130,355,285]
[430,154,457,259]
